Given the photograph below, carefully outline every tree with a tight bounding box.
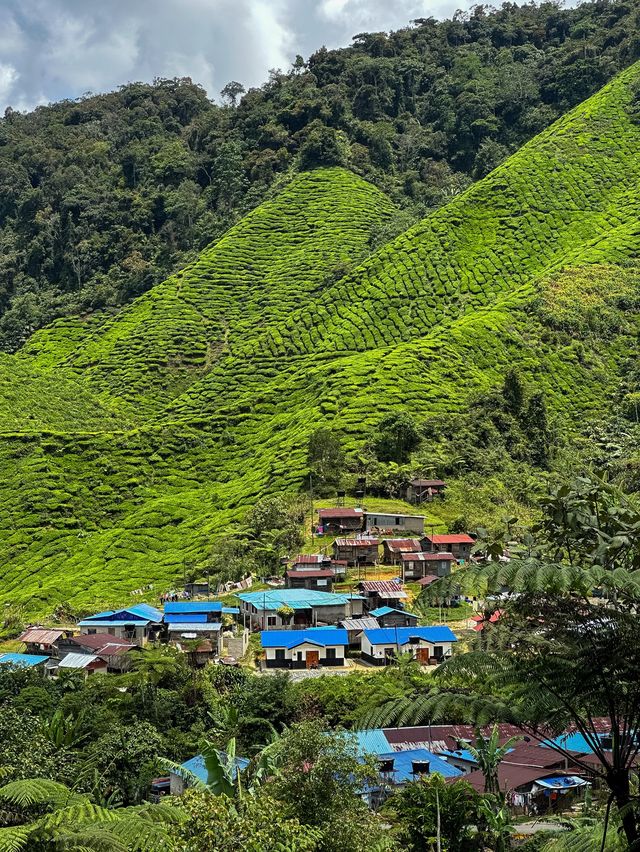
[373,413,421,464]
[268,722,387,852]
[177,789,320,852]
[502,369,524,416]
[389,773,481,852]
[461,726,521,795]
[221,81,246,107]
[0,776,183,851]
[299,123,346,171]
[307,428,344,490]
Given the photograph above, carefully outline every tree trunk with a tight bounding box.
[608,769,638,846]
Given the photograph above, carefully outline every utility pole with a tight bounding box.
[310,473,314,543]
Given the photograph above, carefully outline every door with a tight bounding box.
[306,651,319,669]
[416,648,430,665]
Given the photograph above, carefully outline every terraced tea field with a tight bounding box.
[1,63,640,614]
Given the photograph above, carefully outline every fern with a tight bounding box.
[0,778,84,808]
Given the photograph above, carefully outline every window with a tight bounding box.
[395,517,401,526]
[274,649,285,661]
[372,517,377,526]
[267,616,277,627]
[325,647,336,660]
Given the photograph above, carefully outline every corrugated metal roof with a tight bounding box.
[402,551,455,562]
[291,554,330,564]
[260,628,348,649]
[358,581,406,597]
[164,613,208,623]
[417,575,440,586]
[411,479,446,487]
[353,729,391,756]
[72,634,136,651]
[237,589,363,610]
[18,628,64,645]
[426,534,474,545]
[164,602,222,614]
[383,539,422,553]
[364,626,458,645]
[58,653,103,669]
[341,617,379,631]
[79,603,162,625]
[318,508,363,518]
[0,653,48,668]
[222,607,240,615]
[177,752,250,784]
[286,569,334,578]
[376,749,462,781]
[369,606,418,619]
[167,622,222,633]
[98,643,133,657]
[334,537,379,547]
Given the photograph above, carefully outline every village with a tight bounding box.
[0,484,607,824]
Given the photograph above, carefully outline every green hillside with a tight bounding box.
[1,64,640,615]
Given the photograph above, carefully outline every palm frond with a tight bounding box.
[0,778,85,808]
[0,826,30,852]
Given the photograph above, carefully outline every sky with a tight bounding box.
[0,0,473,112]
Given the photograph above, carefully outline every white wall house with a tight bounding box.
[361,626,457,666]
[261,628,349,669]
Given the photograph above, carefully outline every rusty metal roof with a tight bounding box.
[383,539,422,552]
[358,581,406,597]
[318,508,363,518]
[19,628,65,645]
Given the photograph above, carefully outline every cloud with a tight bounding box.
[0,0,474,112]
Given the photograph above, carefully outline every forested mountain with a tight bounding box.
[0,58,639,614]
[1,0,640,350]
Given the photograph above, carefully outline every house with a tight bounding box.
[332,537,379,565]
[18,627,70,656]
[364,513,425,535]
[352,728,462,807]
[184,580,209,597]
[170,752,250,796]
[166,621,223,657]
[406,479,446,504]
[261,628,349,669]
[286,569,335,591]
[289,554,332,571]
[330,559,348,577]
[0,652,48,670]
[367,748,462,806]
[340,617,380,647]
[401,551,455,581]
[381,539,421,566]
[54,652,108,678]
[457,765,589,813]
[78,603,163,645]
[164,601,227,622]
[357,580,407,611]
[236,589,364,631]
[361,626,457,666]
[56,633,138,673]
[423,534,474,561]
[317,507,363,534]
[417,574,440,589]
[369,607,420,628]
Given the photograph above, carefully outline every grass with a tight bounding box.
[1,64,640,615]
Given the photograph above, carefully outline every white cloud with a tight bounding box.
[0,0,477,112]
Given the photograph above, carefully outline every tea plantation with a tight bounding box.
[1,63,640,614]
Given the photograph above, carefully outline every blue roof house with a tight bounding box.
[261,628,349,669]
[0,652,48,670]
[169,751,250,796]
[237,589,364,631]
[361,626,457,666]
[78,604,163,645]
